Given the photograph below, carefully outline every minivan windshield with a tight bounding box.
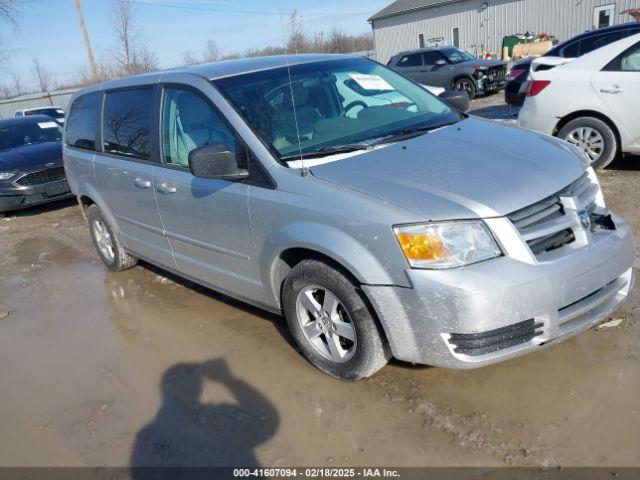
[0,120,63,151]
[213,58,461,163]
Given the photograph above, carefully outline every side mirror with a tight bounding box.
[188,143,249,181]
[436,59,447,66]
[439,90,470,112]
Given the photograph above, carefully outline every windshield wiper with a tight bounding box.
[281,143,371,161]
[371,120,460,145]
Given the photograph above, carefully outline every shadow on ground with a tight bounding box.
[609,154,640,171]
[130,358,279,475]
[1,197,77,219]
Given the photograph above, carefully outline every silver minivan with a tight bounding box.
[64,54,635,380]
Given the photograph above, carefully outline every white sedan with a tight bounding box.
[518,33,640,168]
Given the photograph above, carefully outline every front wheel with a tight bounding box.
[452,77,477,100]
[282,259,390,380]
[557,116,618,169]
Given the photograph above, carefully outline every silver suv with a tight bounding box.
[63,55,634,380]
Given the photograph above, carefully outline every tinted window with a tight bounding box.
[0,119,63,151]
[161,88,236,168]
[66,92,101,150]
[579,31,623,56]
[103,88,154,160]
[423,51,444,66]
[561,40,580,57]
[397,53,422,67]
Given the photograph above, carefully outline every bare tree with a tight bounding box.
[9,69,22,96]
[32,59,51,92]
[0,0,21,27]
[182,50,197,66]
[134,45,158,73]
[287,10,307,54]
[0,0,23,68]
[0,83,10,99]
[202,39,220,63]
[110,0,157,75]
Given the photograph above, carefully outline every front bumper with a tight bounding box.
[476,73,506,93]
[364,213,635,368]
[0,179,73,212]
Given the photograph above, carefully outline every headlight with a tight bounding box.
[0,172,15,181]
[393,221,502,269]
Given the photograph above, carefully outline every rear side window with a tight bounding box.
[578,31,623,56]
[66,92,101,150]
[604,42,640,71]
[397,53,423,67]
[103,88,154,160]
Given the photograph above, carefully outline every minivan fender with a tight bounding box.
[261,222,409,307]
[76,183,122,235]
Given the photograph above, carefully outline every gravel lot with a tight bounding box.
[1,93,639,468]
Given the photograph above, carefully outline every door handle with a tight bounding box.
[134,177,151,189]
[156,181,177,195]
[600,85,622,94]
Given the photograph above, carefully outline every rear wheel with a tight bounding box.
[557,116,618,169]
[87,204,137,271]
[282,259,390,380]
[452,77,477,100]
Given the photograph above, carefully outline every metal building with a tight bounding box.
[369,0,640,64]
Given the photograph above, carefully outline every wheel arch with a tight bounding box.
[553,110,622,153]
[450,73,477,90]
[272,246,393,350]
[74,185,122,235]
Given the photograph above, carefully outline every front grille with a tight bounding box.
[491,65,507,78]
[448,319,544,357]
[16,167,66,186]
[507,173,597,256]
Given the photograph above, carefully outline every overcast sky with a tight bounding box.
[2,0,390,90]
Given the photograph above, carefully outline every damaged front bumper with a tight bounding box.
[364,212,635,369]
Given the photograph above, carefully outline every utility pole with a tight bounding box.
[74,0,98,81]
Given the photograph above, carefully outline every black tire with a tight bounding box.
[557,116,618,170]
[86,204,137,272]
[453,77,477,100]
[282,259,390,380]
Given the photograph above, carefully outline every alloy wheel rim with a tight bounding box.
[565,127,605,163]
[295,285,357,363]
[93,219,115,263]
[457,79,473,94]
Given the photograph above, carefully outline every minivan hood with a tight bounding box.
[0,142,63,172]
[310,117,586,221]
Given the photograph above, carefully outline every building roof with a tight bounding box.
[369,0,462,22]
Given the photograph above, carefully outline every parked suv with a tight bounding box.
[387,46,507,99]
[15,106,66,125]
[64,55,634,380]
[506,22,640,106]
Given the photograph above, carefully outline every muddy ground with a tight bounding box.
[1,95,639,468]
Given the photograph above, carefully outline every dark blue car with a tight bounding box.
[506,21,640,106]
[0,115,72,216]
